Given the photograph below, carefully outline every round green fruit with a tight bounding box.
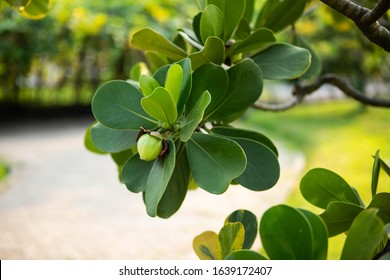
[137,133,163,161]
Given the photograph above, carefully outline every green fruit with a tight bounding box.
[137,133,163,161]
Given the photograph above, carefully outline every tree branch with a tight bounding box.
[293,73,390,107]
[320,0,390,52]
[253,74,390,112]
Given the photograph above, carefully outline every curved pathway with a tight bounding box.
[0,118,305,259]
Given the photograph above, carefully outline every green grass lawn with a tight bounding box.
[240,99,390,259]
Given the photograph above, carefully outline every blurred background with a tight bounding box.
[0,0,389,259]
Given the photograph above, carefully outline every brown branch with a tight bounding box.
[320,0,390,52]
[293,73,390,108]
[253,74,390,112]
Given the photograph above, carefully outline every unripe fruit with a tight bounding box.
[137,133,163,161]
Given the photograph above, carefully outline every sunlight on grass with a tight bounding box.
[242,99,390,259]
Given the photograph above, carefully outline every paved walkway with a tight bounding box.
[0,117,305,259]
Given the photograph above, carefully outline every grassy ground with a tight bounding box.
[240,99,390,259]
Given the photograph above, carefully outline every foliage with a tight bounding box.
[85,0,316,218]
[194,151,390,260]
[1,0,49,19]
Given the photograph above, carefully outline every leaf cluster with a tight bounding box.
[194,151,390,260]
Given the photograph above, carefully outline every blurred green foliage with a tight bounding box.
[0,0,196,108]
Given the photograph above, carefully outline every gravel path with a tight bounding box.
[0,117,305,260]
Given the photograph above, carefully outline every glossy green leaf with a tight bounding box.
[293,34,322,80]
[341,209,385,260]
[209,59,263,121]
[234,18,251,40]
[243,0,255,22]
[145,140,176,217]
[188,36,225,70]
[256,0,306,33]
[130,62,150,81]
[207,0,245,40]
[219,222,245,258]
[228,28,276,56]
[188,63,228,117]
[192,12,203,44]
[10,0,49,19]
[92,80,158,130]
[165,64,183,105]
[145,51,169,72]
[180,91,211,142]
[187,133,246,194]
[121,154,154,193]
[139,75,160,96]
[141,87,178,125]
[297,209,328,260]
[211,126,278,156]
[200,4,225,43]
[300,168,362,209]
[231,138,280,191]
[84,123,106,155]
[131,28,187,61]
[252,43,311,80]
[225,250,268,260]
[320,202,364,237]
[371,150,381,198]
[111,148,136,169]
[90,123,138,153]
[380,158,390,177]
[368,193,390,224]
[195,0,207,11]
[178,28,203,50]
[175,58,193,115]
[193,231,222,260]
[225,209,258,249]
[157,147,190,218]
[260,205,314,260]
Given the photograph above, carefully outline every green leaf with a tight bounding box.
[111,148,136,169]
[207,0,245,40]
[293,33,322,80]
[297,209,328,260]
[243,0,255,22]
[209,59,263,122]
[121,154,154,193]
[252,43,311,80]
[371,150,381,198]
[380,158,390,177]
[139,75,160,96]
[300,168,363,209]
[193,231,223,260]
[219,222,245,259]
[200,4,225,43]
[141,87,178,125]
[180,91,211,142]
[225,209,258,249]
[178,28,204,50]
[225,250,268,260]
[228,28,276,56]
[188,36,225,70]
[230,138,280,191]
[192,12,203,44]
[341,209,385,260]
[84,124,106,155]
[144,51,169,72]
[175,58,193,115]
[188,63,228,116]
[368,193,390,224]
[320,202,364,237]
[90,123,138,153]
[15,0,49,19]
[157,147,190,218]
[145,140,176,217]
[92,80,158,130]
[165,64,183,105]
[260,205,314,260]
[131,28,187,61]
[187,133,246,194]
[255,0,306,33]
[211,126,278,156]
[130,62,150,81]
